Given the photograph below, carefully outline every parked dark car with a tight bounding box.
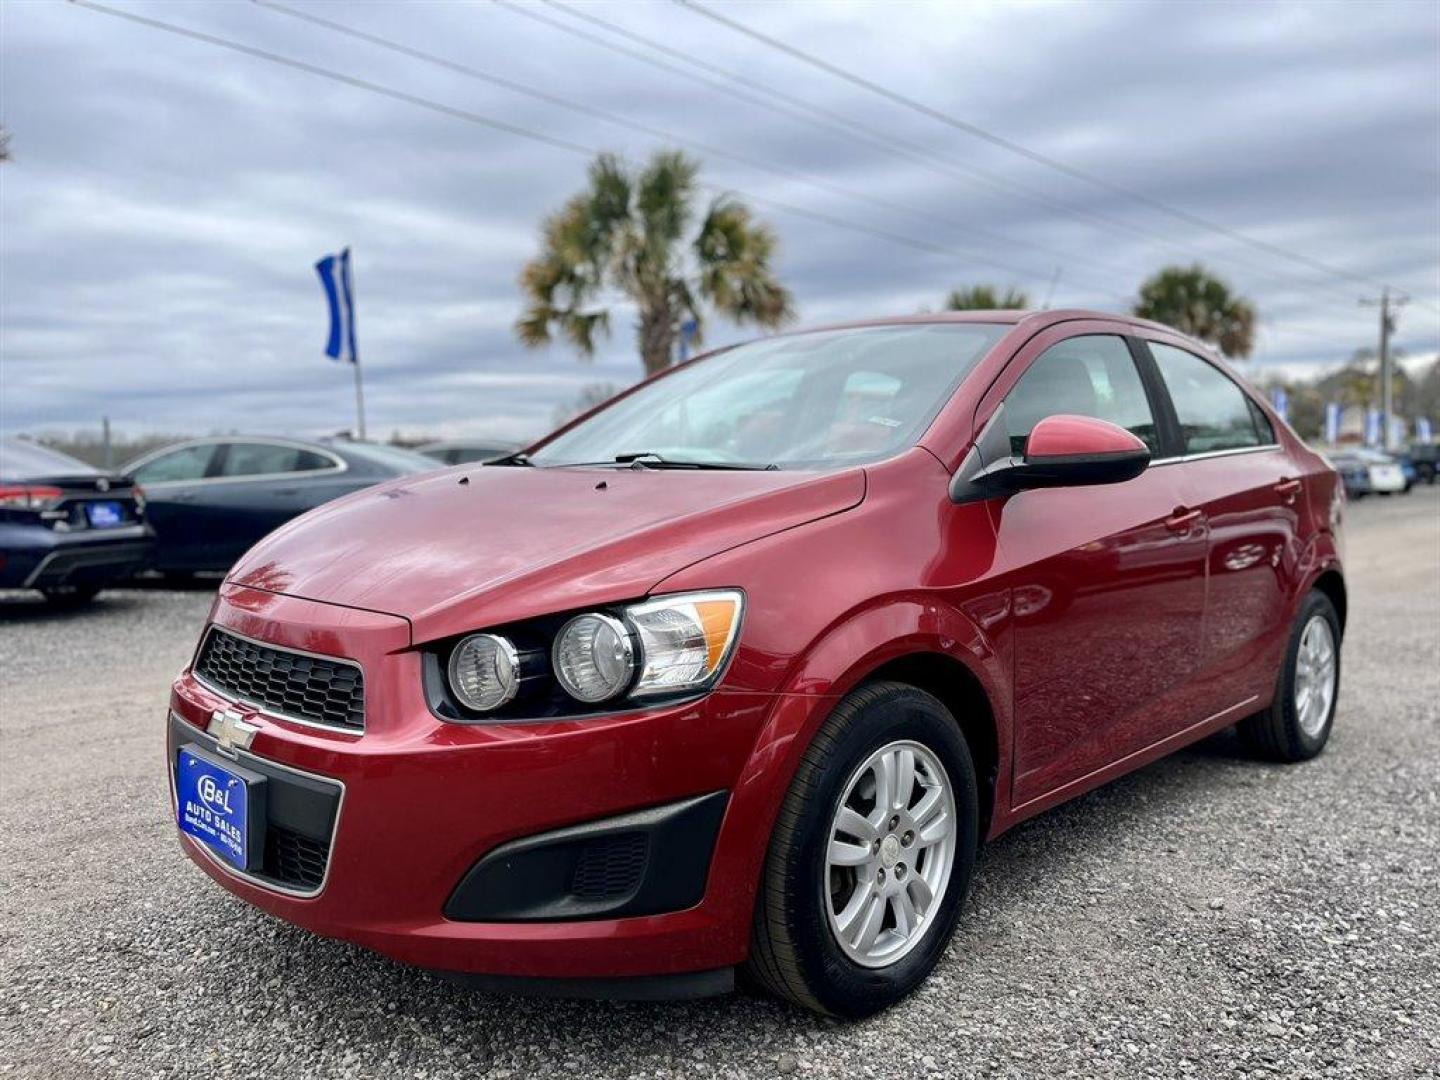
[1407,442,1438,484]
[416,439,518,466]
[124,437,437,576]
[0,438,154,605]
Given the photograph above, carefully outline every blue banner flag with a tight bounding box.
[1418,417,1434,443]
[1323,402,1341,445]
[315,248,357,363]
[1269,386,1289,423]
[1364,408,1382,447]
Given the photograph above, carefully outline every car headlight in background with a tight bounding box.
[437,589,744,718]
[447,633,521,711]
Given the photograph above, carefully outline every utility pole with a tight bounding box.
[1360,289,1408,452]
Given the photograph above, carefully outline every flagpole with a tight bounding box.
[353,352,366,441]
[345,247,366,440]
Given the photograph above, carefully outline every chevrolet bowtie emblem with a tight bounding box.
[208,709,259,753]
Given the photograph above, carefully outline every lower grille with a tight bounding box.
[264,826,330,891]
[195,627,365,732]
[571,832,649,899]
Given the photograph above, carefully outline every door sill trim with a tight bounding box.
[1010,694,1261,818]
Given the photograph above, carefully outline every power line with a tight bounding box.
[516,0,1359,310]
[253,0,1131,300]
[65,0,1121,305]
[497,0,1153,279]
[674,0,1440,316]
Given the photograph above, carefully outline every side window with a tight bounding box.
[1247,399,1276,444]
[1149,343,1266,453]
[293,449,337,472]
[218,442,306,478]
[1004,335,1160,455]
[129,443,216,483]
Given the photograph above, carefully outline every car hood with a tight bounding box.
[227,464,865,642]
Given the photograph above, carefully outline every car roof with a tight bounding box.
[752,308,1212,351]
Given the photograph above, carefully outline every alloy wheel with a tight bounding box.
[823,739,956,968]
[1294,614,1337,738]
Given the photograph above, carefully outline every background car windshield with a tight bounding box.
[0,438,99,479]
[530,323,1006,469]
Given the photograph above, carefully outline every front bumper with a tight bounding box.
[168,584,800,982]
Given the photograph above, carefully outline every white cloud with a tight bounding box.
[1,0,1436,442]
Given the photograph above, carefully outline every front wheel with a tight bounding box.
[1238,590,1341,762]
[745,682,978,1018]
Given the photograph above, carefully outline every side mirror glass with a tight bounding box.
[950,409,1150,504]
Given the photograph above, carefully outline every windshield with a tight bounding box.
[0,438,99,479]
[530,323,1006,469]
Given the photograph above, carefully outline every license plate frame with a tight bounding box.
[175,746,267,871]
[85,500,124,528]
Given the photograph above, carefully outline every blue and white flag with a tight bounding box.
[1269,386,1289,423]
[677,317,699,363]
[1323,402,1341,445]
[1418,417,1434,443]
[315,248,358,363]
[1364,408,1382,447]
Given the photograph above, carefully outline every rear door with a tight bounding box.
[128,442,222,571]
[200,441,345,569]
[1143,339,1300,717]
[982,327,1210,809]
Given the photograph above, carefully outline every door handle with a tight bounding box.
[1274,477,1302,504]
[1164,506,1203,532]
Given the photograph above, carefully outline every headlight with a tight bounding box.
[433,589,744,720]
[447,633,520,711]
[553,613,636,703]
[627,590,744,698]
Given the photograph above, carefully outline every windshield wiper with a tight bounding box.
[613,451,778,471]
[487,451,533,467]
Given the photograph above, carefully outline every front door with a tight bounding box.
[981,330,1209,808]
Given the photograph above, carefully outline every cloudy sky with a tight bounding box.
[2,0,1437,443]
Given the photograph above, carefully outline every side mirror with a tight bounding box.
[950,409,1150,504]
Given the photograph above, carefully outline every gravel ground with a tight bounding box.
[1,489,1436,1079]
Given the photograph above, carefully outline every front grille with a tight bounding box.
[195,628,364,732]
[264,825,330,890]
[570,832,649,899]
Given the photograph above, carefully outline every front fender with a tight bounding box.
[700,594,1012,944]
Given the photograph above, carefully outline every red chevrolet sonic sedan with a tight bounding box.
[168,310,1345,1017]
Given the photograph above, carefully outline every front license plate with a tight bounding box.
[176,747,263,870]
[85,501,123,528]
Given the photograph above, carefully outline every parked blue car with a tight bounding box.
[122,436,437,577]
[0,438,154,605]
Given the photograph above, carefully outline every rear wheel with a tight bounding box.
[1238,590,1341,762]
[746,682,978,1018]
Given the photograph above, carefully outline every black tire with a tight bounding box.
[39,584,101,608]
[745,681,979,1018]
[1238,590,1341,762]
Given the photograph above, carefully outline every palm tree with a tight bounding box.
[943,284,1029,310]
[1133,265,1256,359]
[516,150,795,376]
